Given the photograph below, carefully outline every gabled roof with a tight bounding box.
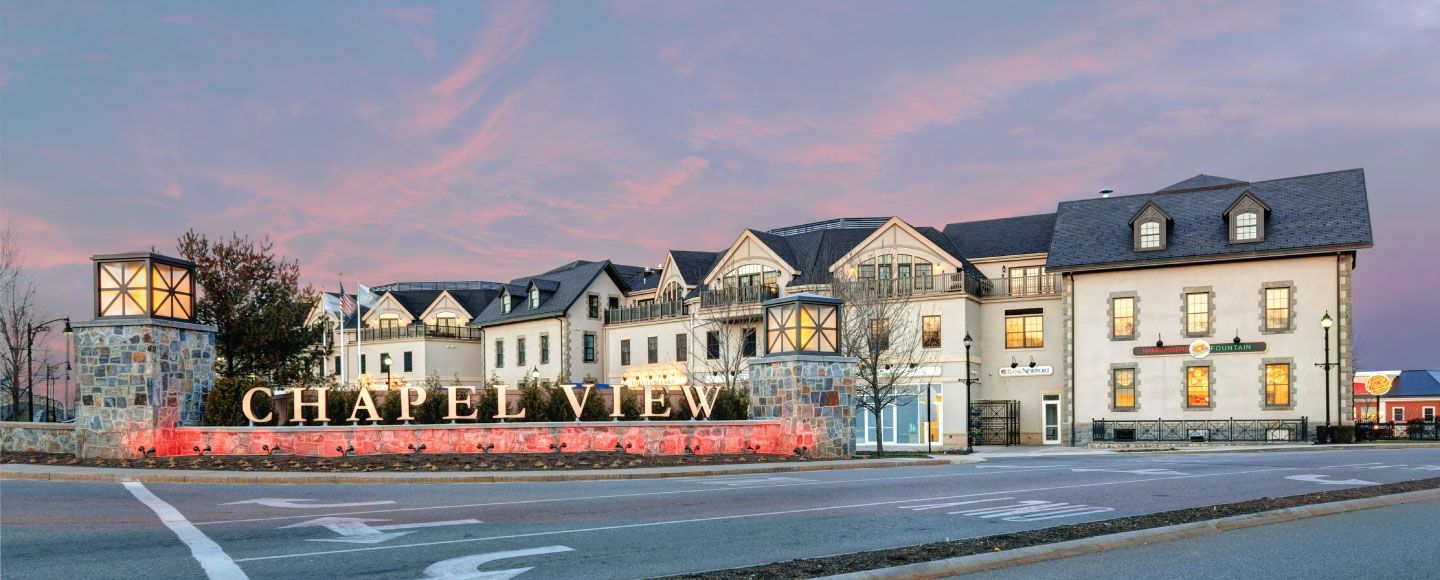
[1223,189,1272,217]
[669,250,721,285]
[471,260,625,327]
[1128,200,1175,225]
[1048,169,1373,271]
[612,264,661,293]
[942,213,1056,259]
[1160,174,1247,192]
[1392,370,1440,397]
[788,227,878,285]
[744,229,800,269]
[389,290,444,318]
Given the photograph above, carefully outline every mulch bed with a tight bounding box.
[0,450,817,472]
[665,476,1440,579]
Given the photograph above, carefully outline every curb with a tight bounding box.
[1120,442,1440,455]
[0,457,951,485]
[824,487,1440,579]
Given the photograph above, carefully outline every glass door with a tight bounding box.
[1043,395,1060,444]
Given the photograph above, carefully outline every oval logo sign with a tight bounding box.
[1365,374,1393,396]
[1189,339,1211,359]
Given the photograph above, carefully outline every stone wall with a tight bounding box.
[749,354,857,458]
[0,422,79,454]
[72,318,217,458]
[151,421,784,457]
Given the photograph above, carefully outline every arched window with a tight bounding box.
[661,281,685,302]
[1234,212,1258,241]
[529,286,540,309]
[500,291,512,314]
[1139,221,1161,249]
[854,254,935,288]
[721,264,778,289]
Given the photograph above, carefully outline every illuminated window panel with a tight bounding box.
[99,261,147,316]
[95,253,198,321]
[1265,364,1290,406]
[1186,366,1211,407]
[1113,368,1136,410]
[762,295,840,356]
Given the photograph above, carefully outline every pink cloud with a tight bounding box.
[414,1,542,134]
[616,156,709,206]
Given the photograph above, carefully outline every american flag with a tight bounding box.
[338,283,356,316]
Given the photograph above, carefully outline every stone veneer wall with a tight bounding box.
[159,421,784,457]
[748,354,857,458]
[71,318,217,458]
[0,422,78,454]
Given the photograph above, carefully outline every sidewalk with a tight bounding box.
[967,441,1440,458]
[0,455,956,485]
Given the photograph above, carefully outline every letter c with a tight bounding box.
[242,386,274,423]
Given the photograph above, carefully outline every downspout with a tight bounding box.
[1336,252,1345,424]
[1068,273,1076,446]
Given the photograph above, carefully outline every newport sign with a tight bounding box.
[241,384,725,424]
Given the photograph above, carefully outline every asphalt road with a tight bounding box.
[970,497,1440,580]
[2,448,1437,579]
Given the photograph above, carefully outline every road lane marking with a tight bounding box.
[692,476,816,486]
[1286,474,1377,485]
[281,517,483,544]
[420,546,574,580]
[897,498,1014,511]
[221,498,396,509]
[1071,468,1187,476]
[232,466,1291,562]
[123,482,247,579]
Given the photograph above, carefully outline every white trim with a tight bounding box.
[827,217,964,274]
[702,230,798,286]
[415,290,475,324]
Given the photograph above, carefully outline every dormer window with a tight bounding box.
[1138,221,1162,249]
[1234,212,1258,241]
[1129,201,1173,252]
[529,286,540,309]
[1225,190,1270,244]
[500,291,512,314]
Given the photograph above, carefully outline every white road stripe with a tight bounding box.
[232,466,1290,563]
[123,481,247,579]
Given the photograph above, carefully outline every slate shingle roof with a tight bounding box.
[613,264,661,293]
[445,288,501,318]
[669,251,721,285]
[471,260,623,327]
[388,290,444,318]
[1160,174,1247,191]
[1047,169,1372,271]
[941,214,1057,260]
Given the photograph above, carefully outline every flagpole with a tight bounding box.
[338,274,347,388]
[356,282,363,388]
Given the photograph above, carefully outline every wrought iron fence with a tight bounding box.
[1091,417,1309,442]
[699,284,778,308]
[974,400,1021,446]
[605,301,688,324]
[1355,421,1439,441]
[358,324,483,342]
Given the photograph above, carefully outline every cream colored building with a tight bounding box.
[309,169,1372,448]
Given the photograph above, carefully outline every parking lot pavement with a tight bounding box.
[2,447,1437,579]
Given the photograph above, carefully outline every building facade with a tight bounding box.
[308,169,1373,448]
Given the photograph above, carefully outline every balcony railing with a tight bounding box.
[1092,418,1309,442]
[699,284,779,309]
[853,272,987,297]
[987,273,1063,297]
[358,324,483,342]
[605,301,688,324]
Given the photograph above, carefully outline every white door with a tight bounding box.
[1042,395,1061,445]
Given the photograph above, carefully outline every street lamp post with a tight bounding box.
[1315,312,1338,435]
[382,355,393,390]
[26,318,72,422]
[963,333,974,454]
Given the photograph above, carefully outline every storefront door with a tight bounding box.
[1043,395,1060,444]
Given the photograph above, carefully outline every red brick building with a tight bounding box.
[1353,370,1440,423]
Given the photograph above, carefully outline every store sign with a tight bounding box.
[999,366,1054,377]
[241,384,722,424]
[1364,374,1393,396]
[1132,340,1267,357]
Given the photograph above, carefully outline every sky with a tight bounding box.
[2,0,1438,379]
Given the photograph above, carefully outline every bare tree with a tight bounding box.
[0,223,48,421]
[830,273,936,456]
[683,291,758,398]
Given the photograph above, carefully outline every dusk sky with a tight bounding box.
[2,1,1437,371]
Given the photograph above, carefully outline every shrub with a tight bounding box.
[379,389,403,424]
[416,388,448,424]
[473,387,499,423]
[202,377,274,426]
[515,382,549,422]
[710,387,750,420]
[620,390,644,419]
[325,389,360,424]
[1330,425,1356,444]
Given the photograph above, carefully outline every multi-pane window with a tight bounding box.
[1235,212,1258,241]
[1186,293,1209,335]
[403,351,413,373]
[661,281,685,303]
[877,255,893,280]
[620,339,631,366]
[1010,266,1045,296]
[1004,314,1044,348]
[1393,407,1405,422]
[539,334,550,364]
[1265,287,1290,330]
[583,332,596,363]
[647,336,658,364]
[378,315,400,329]
[742,328,757,357]
[334,356,341,376]
[1186,366,1211,407]
[529,287,540,309]
[501,292,512,314]
[587,294,600,318]
[706,331,720,360]
[922,315,942,348]
[1424,407,1435,421]
[494,339,504,368]
[869,319,891,351]
[1113,297,1135,338]
[361,354,367,374]
[517,337,527,367]
[1265,363,1290,406]
[435,314,458,329]
[1139,221,1161,249]
[675,334,688,362]
[1113,368,1136,410]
